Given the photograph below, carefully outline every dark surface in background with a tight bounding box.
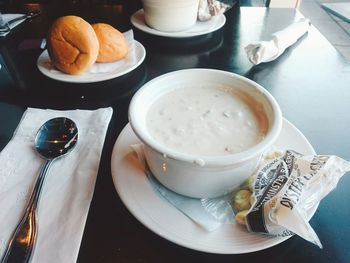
[0,1,350,263]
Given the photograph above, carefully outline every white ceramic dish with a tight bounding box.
[130,9,226,38]
[36,40,146,83]
[141,0,199,32]
[111,119,318,254]
[129,69,282,198]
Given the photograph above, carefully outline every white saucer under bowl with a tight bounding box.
[130,9,226,38]
[110,119,318,254]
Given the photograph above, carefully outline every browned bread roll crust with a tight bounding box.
[47,16,99,75]
[92,23,128,63]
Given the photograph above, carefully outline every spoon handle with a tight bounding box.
[1,159,52,263]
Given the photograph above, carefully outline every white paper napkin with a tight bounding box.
[0,14,26,37]
[0,107,113,263]
[245,18,311,65]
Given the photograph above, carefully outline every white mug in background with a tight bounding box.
[141,0,200,32]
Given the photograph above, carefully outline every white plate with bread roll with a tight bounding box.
[131,9,226,38]
[37,27,146,83]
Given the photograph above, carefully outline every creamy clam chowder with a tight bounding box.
[146,85,268,156]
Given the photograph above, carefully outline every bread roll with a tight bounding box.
[47,16,99,75]
[92,23,128,63]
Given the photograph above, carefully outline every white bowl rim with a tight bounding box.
[129,68,283,166]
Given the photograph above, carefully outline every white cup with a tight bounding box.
[141,0,200,32]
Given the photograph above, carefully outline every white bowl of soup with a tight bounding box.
[129,69,282,198]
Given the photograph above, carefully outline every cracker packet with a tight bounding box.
[227,150,350,248]
[132,142,350,246]
[198,0,236,21]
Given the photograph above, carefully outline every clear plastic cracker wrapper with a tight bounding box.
[226,150,350,248]
[198,0,236,21]
[132,143,350,247]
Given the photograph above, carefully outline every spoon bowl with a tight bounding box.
[1,117,78,263]
[35,117,78,159]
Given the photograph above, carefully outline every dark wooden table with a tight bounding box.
[1,1,350,262]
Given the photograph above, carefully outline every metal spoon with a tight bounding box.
[0,117,78,263]
[0,11,10,33]
[0,10,41,33]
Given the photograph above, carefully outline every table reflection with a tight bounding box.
[0,2,349,263]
